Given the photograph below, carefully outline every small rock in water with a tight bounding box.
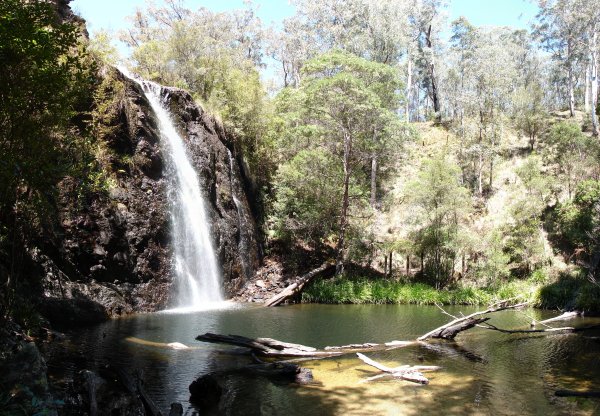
[189,374,222,408]
[255,279,266,288]
[295,368,314,384]
[169,402,183,416]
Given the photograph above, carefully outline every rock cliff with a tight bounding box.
[38,68,259,325]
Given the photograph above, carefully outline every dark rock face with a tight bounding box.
[38,68,259,321]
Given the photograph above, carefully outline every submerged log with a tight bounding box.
[264,262,335,307]
[555,390,600,398]
[356,353,440,384]
[533,311,581,326]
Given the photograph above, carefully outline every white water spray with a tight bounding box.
[120,68,223,307]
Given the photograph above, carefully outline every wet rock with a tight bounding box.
[169,402,184,416]
[189,374,222,409]
[295,368,314,384]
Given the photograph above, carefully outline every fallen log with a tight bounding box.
[356,353,440,384]
[195,333,341,357]
[533,311,581,326]
[425,317,490,340]
[418,302,528,341]
[264,262,335,307]
[480,322,600,334]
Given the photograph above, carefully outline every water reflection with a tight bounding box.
[49,304,600,415]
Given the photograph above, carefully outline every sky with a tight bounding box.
[72,0,540,38]
[71,0,540,77]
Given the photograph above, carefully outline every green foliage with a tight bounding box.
[270,148,344,245]
[552,180,600,253]
[269,50,408,254]
[0,0,94,318]
[405,156,472,287]
[0,0,93,210]
[502,155,553,275]
[472,230,511,284]
[543,121,599,198]
[302,276,540,305]
[87,30,120,65]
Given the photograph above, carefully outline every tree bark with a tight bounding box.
[590,32,599,136]
[406,51,412,123]
[568,40,576,117]
[425,25,441,121]
[370,154,377,207]
[264,262,335,307]
[336,131,352,274]
[585,62,591,113]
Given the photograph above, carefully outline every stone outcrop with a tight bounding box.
[37,67,259,324]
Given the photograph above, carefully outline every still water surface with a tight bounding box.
[53,304,600,415]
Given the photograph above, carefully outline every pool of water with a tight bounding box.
[48,304,600,415]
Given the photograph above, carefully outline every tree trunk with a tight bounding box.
[568,41,576,117]
[585,62,591,113]
[370,154,377,207]
[406,254,410,277]
[388,251,393,277]
[425,25,441,121]
[590,33,599,136]
[336,132,352,275]
[264,262,335,307]
[406,52,412,123]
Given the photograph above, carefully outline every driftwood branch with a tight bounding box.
[195,333,341,357]
[264,262,335,307]
[533,311,581,326]
[356,353,440,384]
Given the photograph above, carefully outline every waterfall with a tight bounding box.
[120,69,223,308]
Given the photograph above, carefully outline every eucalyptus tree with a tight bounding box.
[534,0,588,117]
[405,156,472,288]
[271,51,407,273]
[446,20,522,195]
[410,0,446,121]
[121,0,269,176]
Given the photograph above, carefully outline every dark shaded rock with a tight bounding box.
[0,322,58,415]
[169,402,184,416]
[189,374,223,409]
[40,297,109,327]
[59,368,145,416]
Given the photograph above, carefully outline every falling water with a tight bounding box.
[120,68,223,307]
